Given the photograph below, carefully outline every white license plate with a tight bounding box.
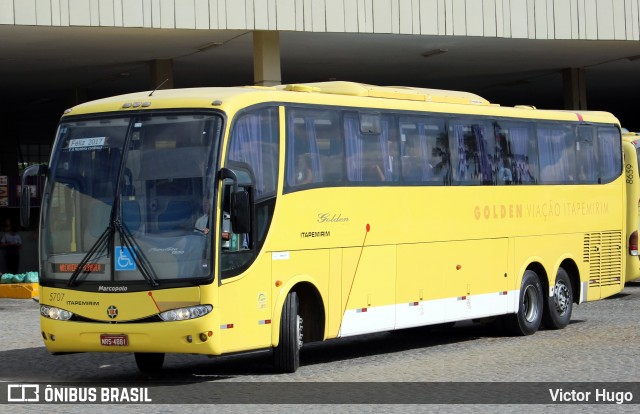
[100,334,129,346]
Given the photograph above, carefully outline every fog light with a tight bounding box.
[199,333,207,342]
[50,334,56,341]
[186,335,193,343]
[41,331,47,340]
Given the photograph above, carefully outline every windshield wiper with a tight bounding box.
[114,218,160,287]
[67,225,110,287]
[67,217,160,287]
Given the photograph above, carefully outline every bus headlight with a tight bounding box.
[40,305,73,321]
[159,305,213,321]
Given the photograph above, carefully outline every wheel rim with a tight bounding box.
[553,281,570,315]
[522,285,539,322]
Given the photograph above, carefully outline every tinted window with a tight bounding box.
[344,112,399,183]
[538,124,576,184]
[597,126,622,183]
[399,116,449,184]
[576,126,599,183]
[285,108,343,191]
[449,119,495,185]
[494,121,538,184]
[283,107,620,190]
[228,107,279,199]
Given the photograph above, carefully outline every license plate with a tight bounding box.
[100,334,129,346]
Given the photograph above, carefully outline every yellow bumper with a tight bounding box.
[40,313,222,355]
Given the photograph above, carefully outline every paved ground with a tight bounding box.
[1,282,639,413]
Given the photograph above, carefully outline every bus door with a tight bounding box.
[216,168,272,354]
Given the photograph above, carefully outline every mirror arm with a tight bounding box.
[218,167,239,192]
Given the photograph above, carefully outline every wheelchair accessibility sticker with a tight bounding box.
[115,246,136,271]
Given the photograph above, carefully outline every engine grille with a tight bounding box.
[583,231,622,287]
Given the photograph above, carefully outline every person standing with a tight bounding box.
[1,220,22,274]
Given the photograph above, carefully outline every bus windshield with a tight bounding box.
[40,112,222,289]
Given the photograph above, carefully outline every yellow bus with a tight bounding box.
[21,81,625,374]
[622,131,640,282]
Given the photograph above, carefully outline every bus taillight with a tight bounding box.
[630,230,638,256]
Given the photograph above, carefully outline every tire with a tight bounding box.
[542,268,573,330]
[273,292,303,373]
[505,270,543,336]
[134,352,165,374]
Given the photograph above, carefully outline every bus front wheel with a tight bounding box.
[134,352,165,374]
[505,270,543,336]
[273,292,303,373]
[542,268,573,330]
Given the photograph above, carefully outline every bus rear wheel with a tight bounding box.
[134,352,165,374]
[273,292,303,373]
[505,270,543,336]
[542,268,573,329]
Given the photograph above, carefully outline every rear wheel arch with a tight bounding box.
[558,259,580,304]
[523,261,547,291]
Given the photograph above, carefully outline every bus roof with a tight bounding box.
[278,81,491,105]
[62,81,620,125]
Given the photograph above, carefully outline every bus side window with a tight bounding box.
[227,107,279,198]
[576,126,598,183]
[538,125,576,184]
[597,126,622,183]
[399,117,449,185]
[285,108,343,190]
[494,122,537,185]
[344,112,397,183]
[449,120,495,185]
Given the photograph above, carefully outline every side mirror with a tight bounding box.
[230,189,250,234]
[20,164,48,228]
[218,167,252,235]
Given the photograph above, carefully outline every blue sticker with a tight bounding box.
[115,246,136,271]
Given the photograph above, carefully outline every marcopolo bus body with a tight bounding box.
[23,82,626,373]
[622,132,640,283]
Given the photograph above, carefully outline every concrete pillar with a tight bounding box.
[150,59,174,90]
[253,31,281,86]
[563,68,587,110]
